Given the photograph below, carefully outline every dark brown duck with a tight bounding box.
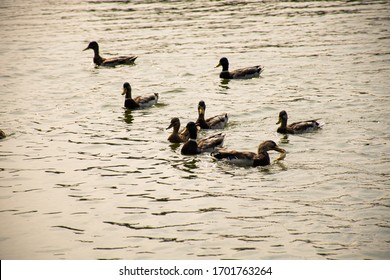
[83,41,137,67]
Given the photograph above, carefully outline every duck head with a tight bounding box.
[258,140,286,160]
[276,110,288,125]
[166,117,180,131]
[122,82,132,98]
[198,100,206,116]
[83,41,99,52]
[215,57,229,71]
[183,122,198,140]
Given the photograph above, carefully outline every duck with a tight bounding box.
[122,82,158,109]
[166,117,187,143]
[276,110,322,134]
[212,140,286,167]
[195,100,228,129]
[83,41,137,67]
[215,57,264,79]
[181,122,225,155]
[0,129,5,139]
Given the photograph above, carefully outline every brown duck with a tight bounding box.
[166,118,188,143]
[195,100,228,129]
[181,122,225,155]
[122,82,158,109]
[277,110,322,134]
[212,140,286,167]
[216,57,264,79]
[83,41,137,67]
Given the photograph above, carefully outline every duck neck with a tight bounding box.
[253,152,270,167]
[172,125,180,133]
[258,150,266,157]
[279,118,287,129]
[197,118,209,129]
[92,47,104,65]
[197,112,210,129]
[188,128,197,141]
[125,89,132,99]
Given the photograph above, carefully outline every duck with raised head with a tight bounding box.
[195,100,228,129]
[216,57,264,79]
[122,82,158,109]
[276,110,322,134]
[212,140,286,167]
[166,117,188,143]
[83,41,137,67]
[181,122,225,155]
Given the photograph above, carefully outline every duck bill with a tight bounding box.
[166,123,174,130]
[83,47,90,51]
[215,62,221,68]
[198,107,205,115]
[274,146,286,161]
[122,88,126,95]
[276,117,282,125]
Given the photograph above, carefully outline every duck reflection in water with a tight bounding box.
[183,157,199,172]
[219,78,231,91]
[123,110,134,125]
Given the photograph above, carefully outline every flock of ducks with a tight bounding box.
[0,42,324,168]
[82,41,323,167]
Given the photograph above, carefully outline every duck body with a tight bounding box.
[84,41,137,67]
[122,82,158,109]
[216,57,264,79]
[212,140,286,167]
[181,122,225,155]
[195,100,228,129]
[277,110,321,134]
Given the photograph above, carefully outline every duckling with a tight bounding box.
[181,122,225,155]
[122,82,158,109]
[277,110,321,134]
[0,129,6,139]
[216,57,264,79]
[83,41,137,67]
[195,100,228,129]
[212,140,286,167]
[166,117,187,143]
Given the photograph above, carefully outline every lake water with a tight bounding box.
[0,0,389,260]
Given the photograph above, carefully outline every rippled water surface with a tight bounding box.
[0,0,389,260]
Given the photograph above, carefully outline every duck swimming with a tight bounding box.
[216,57,264,79]
[212,140,286,167]
[122,82,158,109]
[83,41,137,67]
[166,117,187,143]
[276,110,322,134]
[195,100,228,129]
[181,122,225,155]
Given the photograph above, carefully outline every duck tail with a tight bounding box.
[317,122,325,128]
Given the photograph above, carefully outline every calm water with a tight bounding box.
[0,0,389,260]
